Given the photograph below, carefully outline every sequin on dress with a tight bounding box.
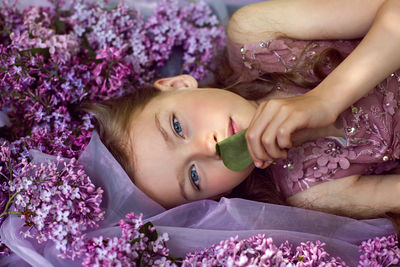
[228,37,400,198]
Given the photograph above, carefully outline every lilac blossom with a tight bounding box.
[0,150,105,259]
[69,0,153,84]
[10,6,79,63]
[0,0,24,46]
[146,0,226,79]
[359,234,400,266]
[182,234,346,266]
[82,212,177,266]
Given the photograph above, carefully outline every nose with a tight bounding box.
[192,131,221,160]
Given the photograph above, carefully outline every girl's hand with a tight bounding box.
[246,92,338,168]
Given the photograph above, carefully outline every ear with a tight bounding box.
[154,75,198,92]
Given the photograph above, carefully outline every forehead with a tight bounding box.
[129,93,185,207]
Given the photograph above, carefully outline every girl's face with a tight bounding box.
[130,75,257,208]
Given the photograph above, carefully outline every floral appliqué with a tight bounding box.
[383,91,397,116]
[312,139,356,172]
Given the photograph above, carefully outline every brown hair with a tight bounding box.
[81,86,161,180]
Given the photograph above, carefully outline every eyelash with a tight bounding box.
[172,115,184,137]
[171,114,200,191]
[190,165,200,191]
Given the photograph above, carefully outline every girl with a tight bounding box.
[86,0,400,220]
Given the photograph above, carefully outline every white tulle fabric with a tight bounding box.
[0,132,395,266]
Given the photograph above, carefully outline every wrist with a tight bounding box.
[305,88,342,124]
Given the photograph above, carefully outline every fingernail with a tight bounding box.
[254,161,262,168]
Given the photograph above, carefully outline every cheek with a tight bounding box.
[207,168,248,195]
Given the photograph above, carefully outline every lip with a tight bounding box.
[228,117,240,138]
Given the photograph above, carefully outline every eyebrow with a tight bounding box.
[154,113,189,201]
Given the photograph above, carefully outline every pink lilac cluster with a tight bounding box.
[146,0,226,79]
[0,0,24,46]
[0,44,94,159]
[0,144,105,260]
[82,212,177,266]
[0,17,132,161]
[182,234,346,266]
[10,5,79,64]
[358,234,400,266]
[69,0,153,84]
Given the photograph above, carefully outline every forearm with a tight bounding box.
[347,174,400,218]
[310,0,400,119]
[288,173,400,219]
[228,0,385,43]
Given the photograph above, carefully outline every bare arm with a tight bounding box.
[228,0,400,164]
[228,0,385,42]
[288,174,400,219]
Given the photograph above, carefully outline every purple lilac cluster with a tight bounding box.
[146,0,226,79]
[0,144,105,259]
[359,234,400,266]
[82,212,177,266]
[10,5,79,64]
[69,0,153,85]
[182,234,346,266]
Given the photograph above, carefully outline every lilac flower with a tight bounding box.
[182,234,346,266]
[82,212,177,266]
[146,0,226,80]
[9,6,79,63]
[69,0,152,84]
[0,154,105,260]
[359,234,400,266]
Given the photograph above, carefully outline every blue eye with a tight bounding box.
[172,115,184,137]
[190,165,200,190]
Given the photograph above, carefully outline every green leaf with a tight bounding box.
[139,222,158,242]
[18,48,50,60]
[82,34,97,59]
[52,16,66,34]
[298,256,304,261]
[130,237,141,244]
[216,128,253,171]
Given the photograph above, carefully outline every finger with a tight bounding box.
[276,113,308,149]
[246,102,276,164]
[246,125,274,167]
[259,106,290,159]
[256,160,273,169]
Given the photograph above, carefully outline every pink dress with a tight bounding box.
[228,38,400,198]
